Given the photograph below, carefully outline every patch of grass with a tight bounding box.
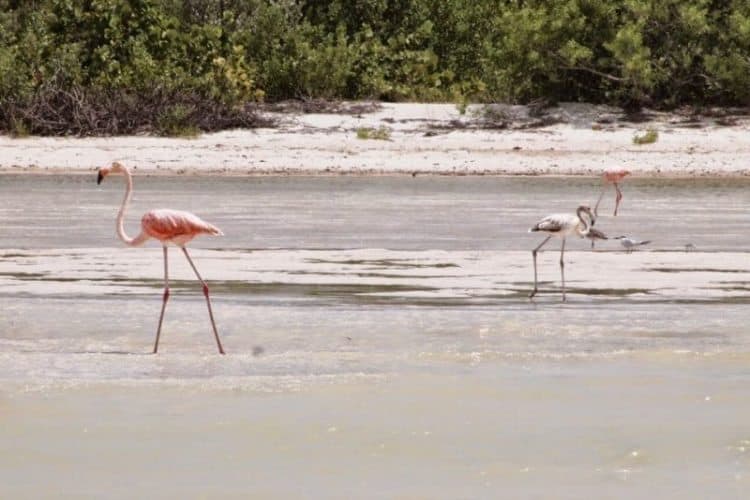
[633,128,659,144]
[166,125,201,138]
[156,104,201,138]
[455,97,469,115]
[9,118,30,138]
[356,126,391,140]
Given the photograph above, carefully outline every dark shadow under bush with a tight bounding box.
[0,77,274,137]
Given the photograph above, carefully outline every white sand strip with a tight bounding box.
[1,103,749,176]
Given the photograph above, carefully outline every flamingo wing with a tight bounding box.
[586,227,608,240]
[530,214,575,233]
[142,209,222,243]
[603,169,630,182]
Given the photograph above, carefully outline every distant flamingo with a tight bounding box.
[529,205,595,301]
[594,169,630,217]
[97,162,225,354]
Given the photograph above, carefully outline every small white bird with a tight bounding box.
[614,236,651,253]
[528,205,595,301]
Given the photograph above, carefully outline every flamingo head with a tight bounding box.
[577,205,594,218]
[97,161,125,184]
[576,205,596,228]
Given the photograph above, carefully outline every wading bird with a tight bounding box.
[529,205,595,301]
[97,162,225,354]
[614,236,651,253]
[594,169,630,217]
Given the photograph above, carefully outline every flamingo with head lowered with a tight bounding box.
[528,205,595,301]
[97,162,225,354]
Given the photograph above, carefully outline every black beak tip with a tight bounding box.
[96,171,103,185]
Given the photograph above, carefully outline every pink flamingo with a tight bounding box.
[594,169,630,217]
[97,162,225,354]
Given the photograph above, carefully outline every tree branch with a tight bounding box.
[559,64,627,82]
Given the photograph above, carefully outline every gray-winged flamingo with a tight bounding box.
[529,205,595,301]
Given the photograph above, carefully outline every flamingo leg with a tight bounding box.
[153,246,170,354]
[181,247,225,354]
[560,238,567,302]
[613,182,623,216]
[529,235,552,299]
[593,185,607,218]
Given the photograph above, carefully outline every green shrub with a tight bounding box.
[9,118,30,138]
[633,128,659,144]
[2,0,750,136]
[356,126,391,140]
[156,104,200,137]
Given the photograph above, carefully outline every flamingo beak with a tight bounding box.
[97,170,104,185]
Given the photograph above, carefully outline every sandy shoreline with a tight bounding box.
[1,102,749,177]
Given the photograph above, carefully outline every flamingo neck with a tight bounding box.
[116,167,140,246]
[577,207,592,235]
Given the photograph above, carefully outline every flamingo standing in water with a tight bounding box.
[97,162,225,354]
[529,205,595,301]
[594,169,630,217]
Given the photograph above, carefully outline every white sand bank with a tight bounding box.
[1,103,749,176]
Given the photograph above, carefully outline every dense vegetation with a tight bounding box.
[2,0,750,135]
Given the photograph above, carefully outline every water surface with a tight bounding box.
[1,174,749,498]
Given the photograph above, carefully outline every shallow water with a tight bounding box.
[2,361,749,499]
[1,174,749,498]
[2,174,750,250]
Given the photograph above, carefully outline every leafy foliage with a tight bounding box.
[633,128,659,145]
[356,125,391,140]
[1,0,750,135]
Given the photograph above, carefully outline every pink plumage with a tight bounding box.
[142,209,223,245]
[602,169,630,184]
[595,169,630,216]
[97,162,225,354]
